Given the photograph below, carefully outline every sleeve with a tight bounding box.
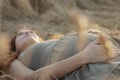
[18,43,37,68]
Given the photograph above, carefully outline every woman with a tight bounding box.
[0,29,119,80]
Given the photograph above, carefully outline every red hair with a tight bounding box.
[0,33,18,73]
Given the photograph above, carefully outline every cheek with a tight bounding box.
[15,38,24,49]
[15,39,20,50]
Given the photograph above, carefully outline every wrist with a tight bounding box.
[76,50,88,65]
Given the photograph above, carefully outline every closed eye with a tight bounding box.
[17,32,24,36]
[30,30,34,34]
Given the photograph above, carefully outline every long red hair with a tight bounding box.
[0,33,18,73]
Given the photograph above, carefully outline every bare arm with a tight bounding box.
[9,60,34,80]
[9,50,86,80]
[9,38,120,80]
[33,50,87,80]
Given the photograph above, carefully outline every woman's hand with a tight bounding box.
[82,36,120,63]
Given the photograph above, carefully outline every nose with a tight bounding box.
[26,31,31,35]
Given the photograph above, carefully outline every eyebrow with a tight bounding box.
[17,32,24,36]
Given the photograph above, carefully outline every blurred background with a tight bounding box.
[0,0,120,39]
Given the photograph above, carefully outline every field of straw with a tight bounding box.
[0,0,120,39]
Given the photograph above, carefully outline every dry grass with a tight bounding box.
[0,0,120,39]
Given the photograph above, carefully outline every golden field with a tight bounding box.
[0,0,120,39]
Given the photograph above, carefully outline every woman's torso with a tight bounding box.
[18,33,120,80]
[18,33,93,70]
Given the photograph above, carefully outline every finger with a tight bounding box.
[90,38,102,45]
[107,47,120,58]
[96,34,107,45]
[91,34,106,45]
[113,48,120,56]
[96,44,115,58]
[99,35,116,57]
[93,45,107,55]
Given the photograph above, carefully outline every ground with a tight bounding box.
[0,0,120,39]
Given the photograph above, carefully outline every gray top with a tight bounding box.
[18,33,120,80]
[18,39,59,70]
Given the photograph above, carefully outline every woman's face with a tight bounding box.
[15,30,40,52]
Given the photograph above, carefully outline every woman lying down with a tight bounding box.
[0,29,120,80]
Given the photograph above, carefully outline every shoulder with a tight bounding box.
[9,60,33,80]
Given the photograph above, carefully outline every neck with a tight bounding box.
[17,42,38,53]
